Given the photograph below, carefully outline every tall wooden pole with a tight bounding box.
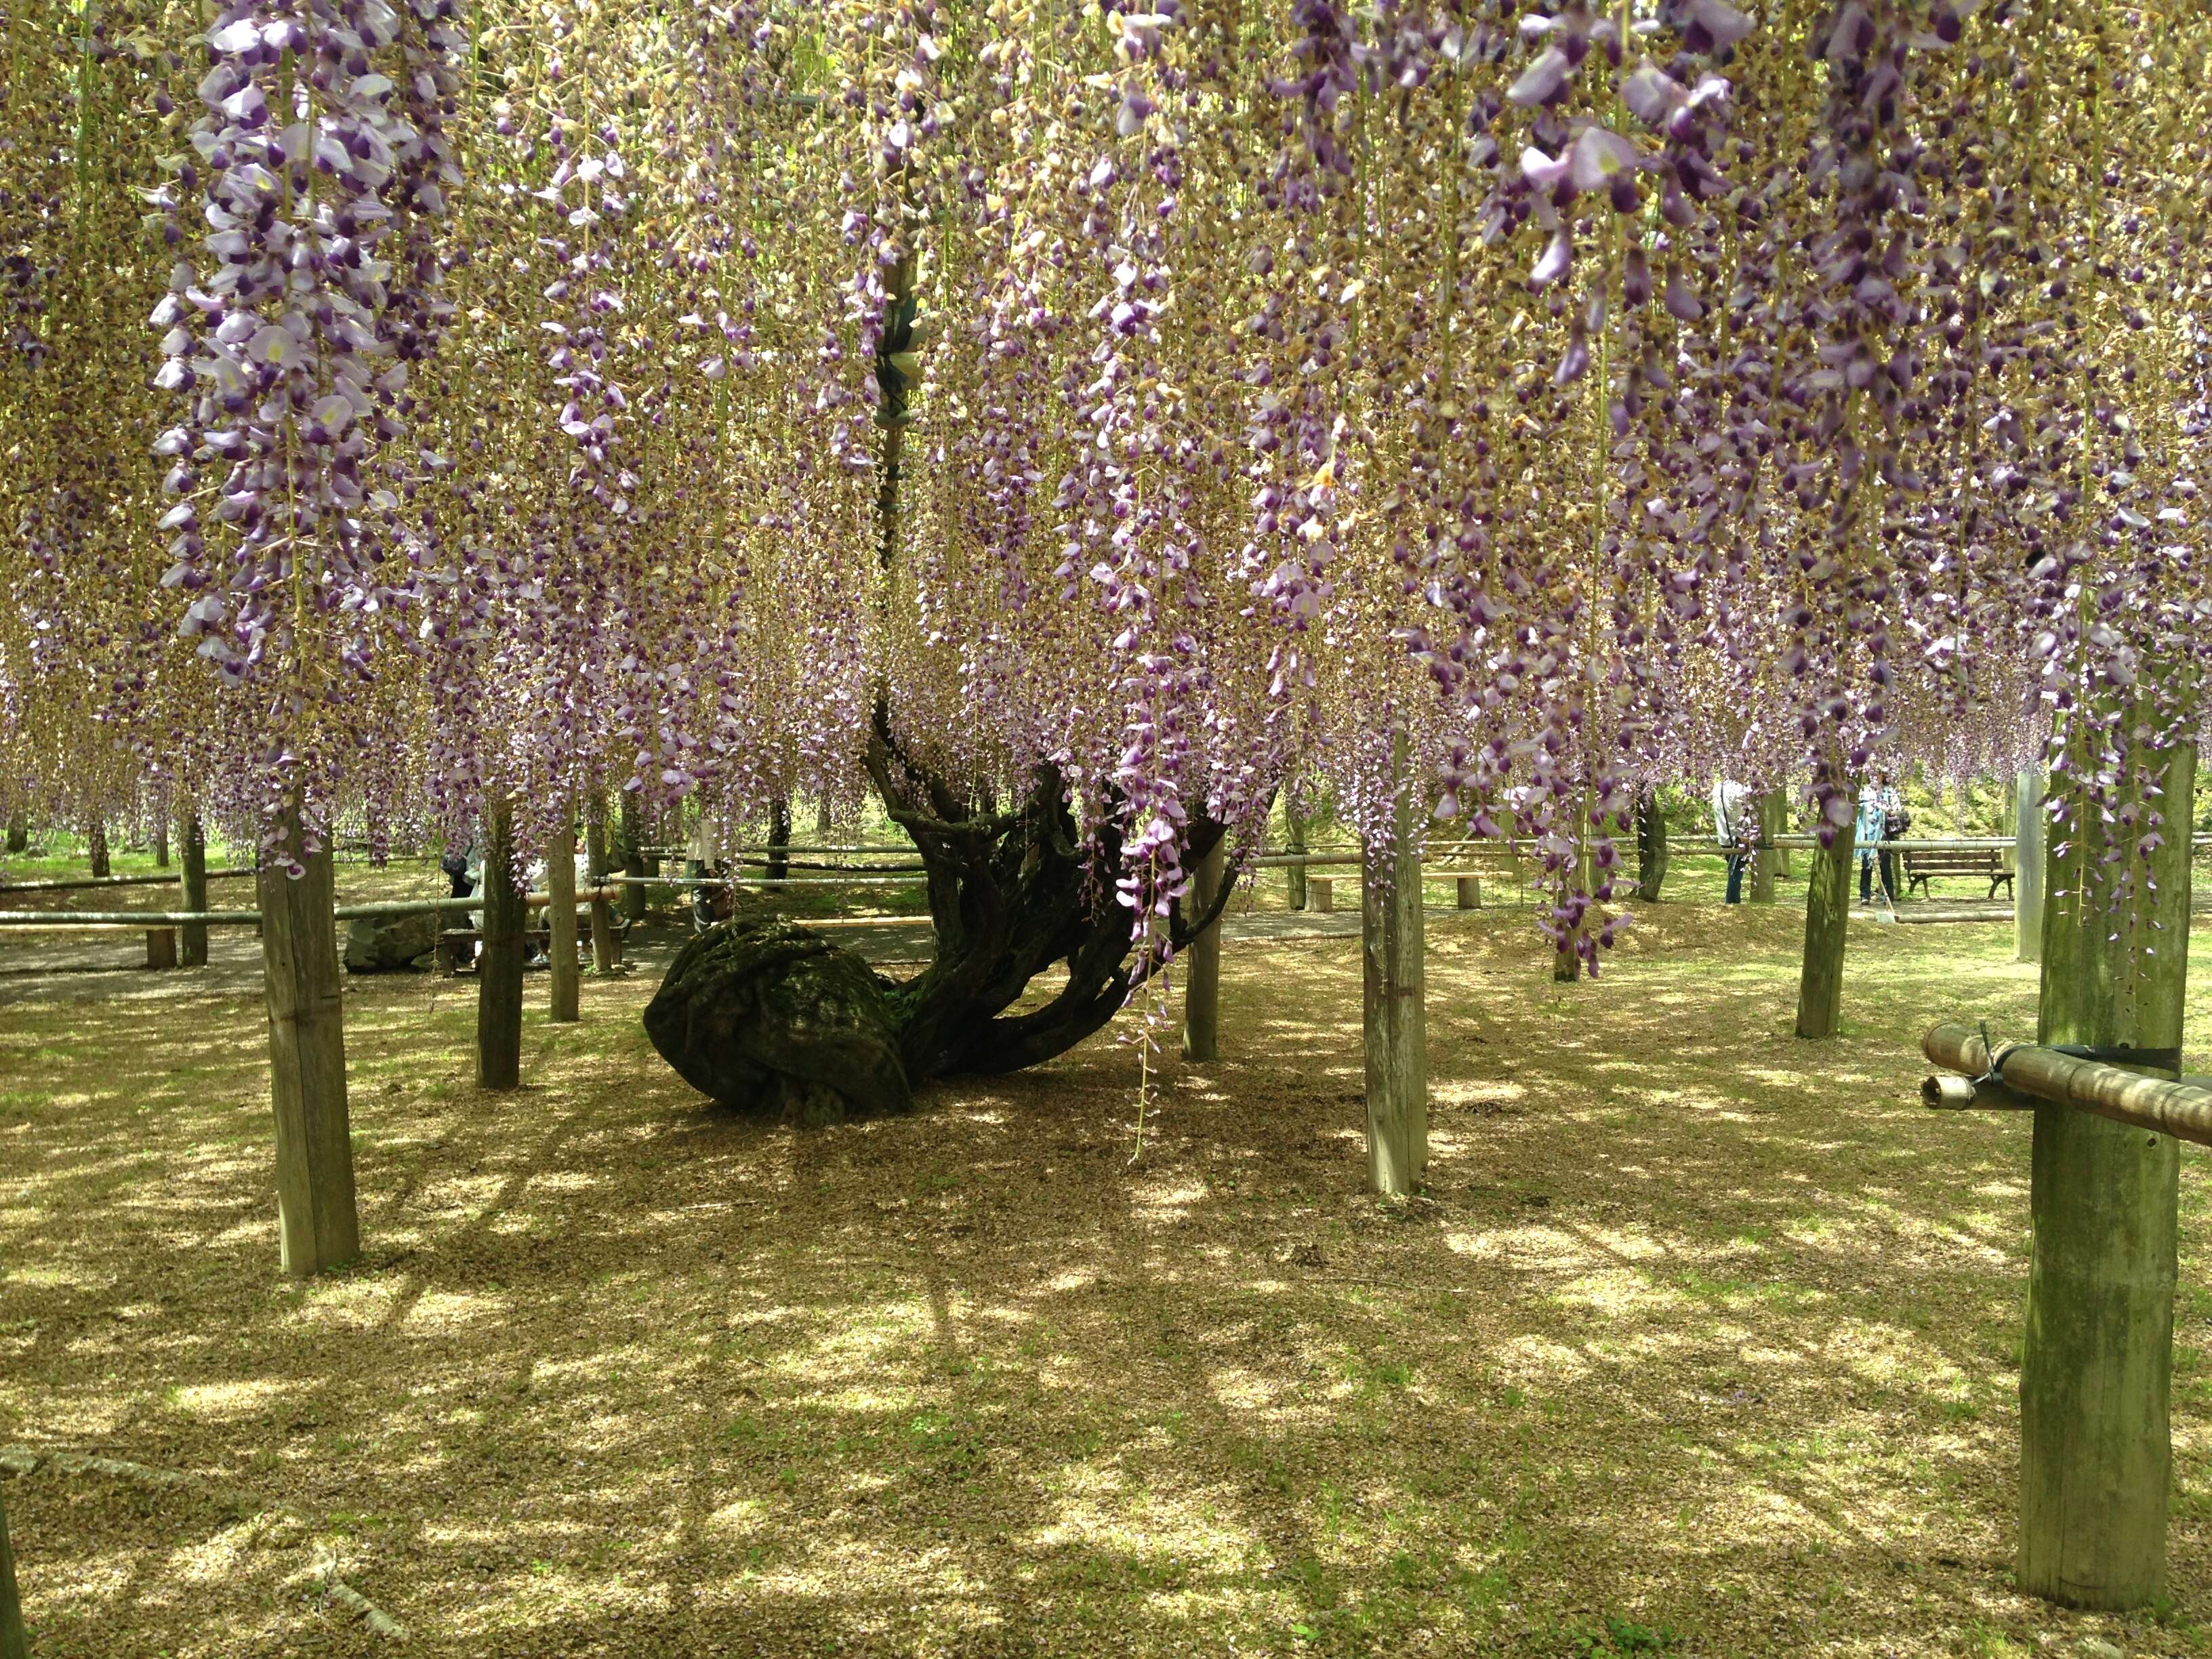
[766,796,792,885]
[547,812,580,1024]
[1553,819,1597,983]
[1362,734,1427,1196]
[0,1484,26,1659]
[1749,789,1782,903]
[1181,838,1225,1063]
[2020,735,2194,1608]
[2015,764,2045,964]
[3,816,24,855]
[1794,783,1856,1040]
[1635,789,1668,901]
[178,813,209,967]
[619,792,648,925]
[152,816,169,868]
[583,794,616,973]
[476,804,525,1090]
[87,820,108,879]
[258,806,359,1276]
[1284,808,1309,911]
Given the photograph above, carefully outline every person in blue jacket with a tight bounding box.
[1853,787,1887,903]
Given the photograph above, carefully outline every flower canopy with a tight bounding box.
[2,0,2206,963]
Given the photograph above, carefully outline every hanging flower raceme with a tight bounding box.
[150,0,463,852]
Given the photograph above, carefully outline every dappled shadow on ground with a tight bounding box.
[1,904,2209,1656]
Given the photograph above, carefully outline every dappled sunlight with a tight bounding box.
[1,905,2209,1654]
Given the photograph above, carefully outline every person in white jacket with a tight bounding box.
[1711,777,1751,904]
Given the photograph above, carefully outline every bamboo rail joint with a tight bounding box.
[1922,1022,2212,1149]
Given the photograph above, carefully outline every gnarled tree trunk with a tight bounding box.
[646,728,1235,1117]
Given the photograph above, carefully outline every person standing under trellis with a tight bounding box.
[1854,786,1891,905]
[1874,775,1909,903]
[1712,777,1751,904]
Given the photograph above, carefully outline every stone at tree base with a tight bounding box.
[342,912,441,973]
[644,916,912,1124]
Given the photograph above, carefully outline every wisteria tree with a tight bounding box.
[7,0,2212,1610]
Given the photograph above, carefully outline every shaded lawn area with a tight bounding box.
[1,902,2209,1656]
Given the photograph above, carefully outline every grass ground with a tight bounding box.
[1,895,2209,1657]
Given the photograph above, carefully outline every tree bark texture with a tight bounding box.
[179,814,209,967]
[1285,809,1309,912]
[87,820,108,878]
[3,816,24,855]
[859,733,1234,1082]
[2021,735,2194,1609]
[548,813,580,1023]
[2016,764,2046,965]
[153,817,169,868]
[619,791,648,925]
[1363,735,1427,1195]
[766,797,792,885]
[1635,790,1668,901]
[1794,790,1856,1040]
[258,808,359,1276]
[1181,838,1225,1063]
[477,804,526,1090]
[585,797,617,973]
[1749,789,1782,903]
[0,1484,24,1659]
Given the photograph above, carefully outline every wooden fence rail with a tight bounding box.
[0,887,619,933]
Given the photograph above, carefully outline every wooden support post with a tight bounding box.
[2020,735,2194,1609]
[87,821,109,879]
[0,1484,26,1659]
[1750,789,1782,903]
[766,796,792,885]
[477,804,525,1090]
[1635,789,1668,901]
[1553,824,1596,983]
[146,927,177,970]
[1285,811,1309,912]
[178,815,209,967]
[1456,874,1481,909]
[619,792,648,925]
[1181,838,1225,1063]
[153,817,169,869]
[1307,874,1334,912]
[1362,736,1427,1196]
[1794,786,1856,1040]
[2015,764,2045,965]
[3,816,24,855]
[584,797,617,972]
[259,808,359,1276]
[547,812,579,1024]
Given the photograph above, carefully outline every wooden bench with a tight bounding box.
[1899,845,2013,901]
[1298,846,1526,914]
